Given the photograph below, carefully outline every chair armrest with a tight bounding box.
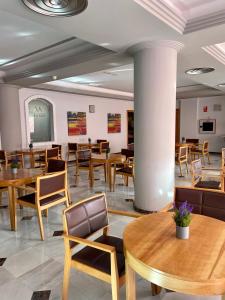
[64,234,115,253]
[107,208,141,218]
[160,202,173,212]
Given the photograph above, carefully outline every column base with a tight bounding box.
[133,203,157,214]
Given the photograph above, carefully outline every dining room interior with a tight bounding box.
[2,1,225,300]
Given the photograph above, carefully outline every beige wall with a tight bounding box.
[19,88,134,153]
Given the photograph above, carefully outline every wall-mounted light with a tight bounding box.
[185,67,215,75]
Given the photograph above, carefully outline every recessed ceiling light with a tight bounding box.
[30,74,44,78]
[99,43,111,47]
[22,0,88,17]
[108,62,120,67]
[217,83,225,87]
[185,67,215,75]
[88,83,101,86]
[52,75,58,80]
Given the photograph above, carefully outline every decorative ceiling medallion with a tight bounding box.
[22,0,88,17]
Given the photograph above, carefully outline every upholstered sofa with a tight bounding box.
[174,186,225,222]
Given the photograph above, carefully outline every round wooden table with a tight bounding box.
[123,212,225,299]
[0,168,43,231]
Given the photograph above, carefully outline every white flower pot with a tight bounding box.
[176,226,189,239]
[11,168,18,174]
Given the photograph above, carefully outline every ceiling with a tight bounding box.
[1,0,225,100]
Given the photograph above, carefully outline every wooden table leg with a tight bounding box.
[126,261,136,300]
[7,186,16,231]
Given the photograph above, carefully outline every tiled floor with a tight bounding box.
[0,154,223,300]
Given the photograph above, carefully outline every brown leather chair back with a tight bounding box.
[186,139,199,144]
[64,194,108,248]
[175,186,225,222]
[100,141,109,151]
[68,143,78,151]
[37,170,66,198]
[96,139,107,144]
[121,149,134,159]
[0,150,6,161]
[76,149,91,163]
[47,159,66,173]
[46,147,59,160]
[52,144,62,151]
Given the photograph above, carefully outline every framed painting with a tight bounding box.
[67,111,87,136]
[108,113,121,133]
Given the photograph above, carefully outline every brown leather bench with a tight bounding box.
[174,186,225,222]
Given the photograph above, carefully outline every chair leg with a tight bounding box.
[185,161,189,173]
[37,208,45,241]
[151,283,162,296]
[43,209,48,217]
[104,164,107,182]
[75,166,79,186]
[0,192,2,206]
[125,176,129,186]
[179,163,183,177]
[207,152,210,164]
[111,253,119,300]
[62,256,71,300]
[113,170,116,192]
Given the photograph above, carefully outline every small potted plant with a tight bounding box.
[11,159,19,174]
[88,137,91,144]
[29,142,33,149]
[173,201,193,239]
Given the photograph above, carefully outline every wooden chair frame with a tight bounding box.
[222,148,225,170]
[113,157,134,192]
[75,149,106,187]
[62,193,141,300]
[0,151,24,170]
[176,146,188,177]
[17,170,69,240]
[191,159,222,190]
[52,144,62,159]
[67,143,78,162]
[191,140,210,165]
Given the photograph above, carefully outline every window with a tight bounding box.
[28,98,54,143]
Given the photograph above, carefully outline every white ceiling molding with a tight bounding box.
[34,80,134,101]
[184,10,225,34]
[134,0,225,34]
[202,44,225,66]
[133,0,186,34]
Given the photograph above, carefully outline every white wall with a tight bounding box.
[180,96,225,152]
[19,88,133,153]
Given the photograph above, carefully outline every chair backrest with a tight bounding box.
[52,144,62,151]
[0,150,6,161]
[203,141,209,152]
[46,147,59,160]
[178,146,188,162]
[63,193,108,248]
[121,149,134,159]
[191,159,202,185]
[100,141,110,152]
[76,149,91,163]
[36,170,67,201]
[68,143,78,152]
[96,139,107,144]
[127,143,134,151]
[186,139,199,144]
[47,159,66,173]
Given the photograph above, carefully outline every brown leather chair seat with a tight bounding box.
[195,180,220,189]
[18,193,63,206]
[116,167,133,175]
[72,235,125,276]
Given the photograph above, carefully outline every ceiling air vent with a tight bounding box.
[213,104,222,111]
[22,0,88,17]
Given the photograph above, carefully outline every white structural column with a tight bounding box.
[0,84,22,150]
[131,41,183,212]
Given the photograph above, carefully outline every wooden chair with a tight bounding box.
[191,159,221,190]
[113,157,134,192]
[52,144,62,158]
[62,193,141,300]
[67,143,78,162]
[190,140,210,165]
[0,150,24,170]
[75,149,106,187]
[175,146,188,177]
[16,170,69,240]
[92,141,110,154]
